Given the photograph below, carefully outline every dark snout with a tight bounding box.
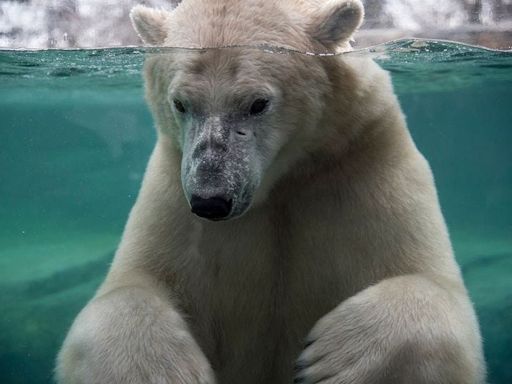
[183,117,254,220]
[190,194,233,220]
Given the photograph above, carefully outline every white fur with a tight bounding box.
[57,1,485,383]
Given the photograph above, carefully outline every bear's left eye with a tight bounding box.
[249,98,270,116]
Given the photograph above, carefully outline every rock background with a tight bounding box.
[0,0,511,49]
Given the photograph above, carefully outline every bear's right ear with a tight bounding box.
[130,5,171,46]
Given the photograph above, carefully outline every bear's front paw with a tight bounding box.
[57,289,216,384]
[293,276,481,384]
[292,283,421,384]
[293,299,391,384]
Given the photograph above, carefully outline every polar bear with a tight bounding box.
[56,0,485,383]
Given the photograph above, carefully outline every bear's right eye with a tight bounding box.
[173,99,186,114]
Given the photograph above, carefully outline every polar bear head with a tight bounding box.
[130,0,364,220]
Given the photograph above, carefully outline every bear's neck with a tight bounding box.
[268,103,414,210]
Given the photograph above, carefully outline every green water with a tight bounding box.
[0,40,511,383]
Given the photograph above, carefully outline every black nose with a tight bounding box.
[190,195,233,220]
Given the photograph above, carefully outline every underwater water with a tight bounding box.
[0,39,511,383]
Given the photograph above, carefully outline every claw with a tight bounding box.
[294,359,308,373]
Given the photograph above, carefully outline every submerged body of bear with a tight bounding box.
[57,1,485,383]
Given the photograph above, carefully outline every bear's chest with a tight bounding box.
[171,216,354,383]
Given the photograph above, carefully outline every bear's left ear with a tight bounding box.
[307,0,364,48]
[130,5,171,46]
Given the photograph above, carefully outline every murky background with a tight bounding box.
[0,2,511,383]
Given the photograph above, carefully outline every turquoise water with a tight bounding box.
[0,40,511,383]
